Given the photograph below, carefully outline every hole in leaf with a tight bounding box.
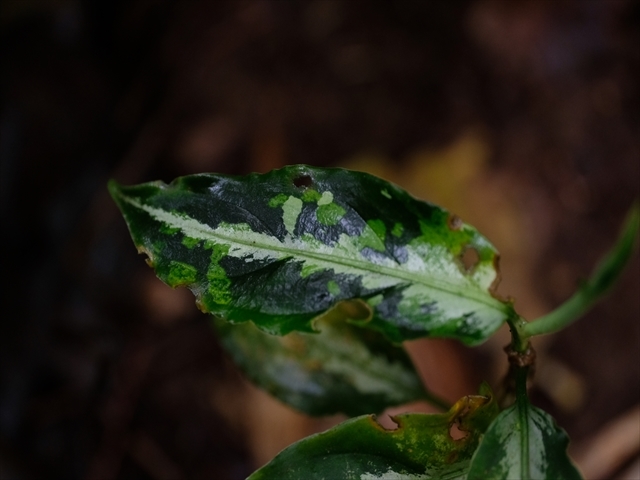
[293,174,313,188]
[137,247,155,267]
[373,415,400,431]
[460,246,480,272]
[449,422,468,440]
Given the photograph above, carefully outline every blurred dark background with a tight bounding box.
[1,1,638,479]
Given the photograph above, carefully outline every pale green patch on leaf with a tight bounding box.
[166,261,197,287]
[317,191,334,205]
[302,189,322,202]
[316,191,346,225]
[327,280,341,296]
[381,188,392,199]
[108,165,512,345]
[392,222,404,238]
[181,236,200,249]
[160,224,180,235]
[317,202,346,225]
[248,385,499,479]
[268,193,289,207]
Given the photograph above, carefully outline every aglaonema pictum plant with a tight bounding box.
[109,165,639,479]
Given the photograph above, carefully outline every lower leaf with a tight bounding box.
[248,385,498,480]
[214,300,435,416]
[467,395,582,480]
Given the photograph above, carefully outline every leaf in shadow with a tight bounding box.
[248,384,499,479]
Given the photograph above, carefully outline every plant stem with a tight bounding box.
[522,203,639,339]
[522,286,596,338]
[500,342,536,408]
[506,314,529,353]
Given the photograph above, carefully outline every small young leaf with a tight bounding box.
[248,385,499,480]
[467,394,582,480]
[214,301,442,417]
[109,165,512,344]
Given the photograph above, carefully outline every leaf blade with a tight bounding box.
[467,395,582,479]
[248,386,499,480]
[109,165,511,344]
[214,301,443,416]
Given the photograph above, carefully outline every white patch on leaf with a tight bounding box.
[317,191,334,205]
[360,471,428,480]
[282,195,303,235]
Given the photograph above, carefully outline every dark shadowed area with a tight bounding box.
[1,1,638,479]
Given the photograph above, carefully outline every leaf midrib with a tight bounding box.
[120,191,507,313]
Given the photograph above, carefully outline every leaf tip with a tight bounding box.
[107,179,122,199]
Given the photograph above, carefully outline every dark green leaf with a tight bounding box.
[109,165,512,344]
[248,384,499,480]
[214,300,442,416]
[467,391,582,479]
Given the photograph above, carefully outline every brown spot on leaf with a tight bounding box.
[448,214,463,230]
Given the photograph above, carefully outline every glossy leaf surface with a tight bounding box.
[248,385,499,480]
[467,387,582,479]
[109,165,511,344]
[214,301,435,417]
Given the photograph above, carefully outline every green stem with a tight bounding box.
[523,202,639,339]
[523,287,595,338]
[506,314,529,353]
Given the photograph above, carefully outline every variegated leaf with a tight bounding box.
[109,165,512,344]
[467,392,582,479]
[248,384,499,480]
[213,300,439,417]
